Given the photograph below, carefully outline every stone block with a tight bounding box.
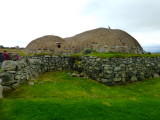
[0,72,15,86]
[15,75,21,80]
[114,67,121,72]
[96,58,101,61]
[153,73,160,78]
[131,76,138,82]
[0,85,3,98]
[101,79,110,83]
[0,79,2,85]
[104,70,113,74]
[120,64,125,68]
[113,78,122,82]
[121,72,126,78]
[2,60,18,71]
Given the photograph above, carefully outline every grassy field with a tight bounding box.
[69,51,160,59]
[0,71,160,120]
[85,52,160,58]
[0,48,23,53]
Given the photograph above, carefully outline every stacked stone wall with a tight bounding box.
[0,55,73,97]
[0,55,160,98]
[77,56,160,85]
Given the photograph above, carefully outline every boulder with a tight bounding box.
[153,73,160,78]
[113,78,122,82]
[29,59,41,65]
[71,73,76,77]
[114,67,121,72]
[0,72,15,86]
[101,79,109,83]
[131,76,138,82]
[2,60,18,71]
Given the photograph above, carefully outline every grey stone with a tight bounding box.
[16,61,26,70]
[129,67,133,71]
[121,72,126,78]
[15,75,21,80]
[122,78,126,82]
[99,48,105,53]
[153,73,160,78]
[131,76,138,82]
[29,59,41,65]
[133,70,138,75]
[101,79,110,83]
[28,82,35,86]
[2,60,18,71]
[0,72,15,86]
[113,78,122,82]
[71,73,76,77]
[0,85,3,98]
[114,67,121,72]
[96,58,101,61]
[146,64,150,67]
[58,68,62,71]
[8,71,16,74]
[120,64,125,68]
[26,75,30,80]
[0,79,2,85]
[104,70,113,74]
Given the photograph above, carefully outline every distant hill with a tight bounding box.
[143,45,160,53]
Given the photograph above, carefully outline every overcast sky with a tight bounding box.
[0,0,160,52]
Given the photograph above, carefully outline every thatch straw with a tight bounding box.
[64,27,143,53]
[26,35,65,53]
[26,28,144,54]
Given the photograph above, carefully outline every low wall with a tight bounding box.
[0,55,160,98]
[0,55,74,96]
[76,56,160,85]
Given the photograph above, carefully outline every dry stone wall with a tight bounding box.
[0,55,74,97]
[0,55,160,98]
[76,56,160,85]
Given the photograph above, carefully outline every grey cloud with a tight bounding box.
[85,0,160,32]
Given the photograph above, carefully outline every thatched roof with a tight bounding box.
[64,28,144,53]
[26,35,65,53]
[26,27,144,54]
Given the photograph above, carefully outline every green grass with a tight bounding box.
[0,71,160,120]
[86,52,160,58]
[0,68,3,72]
